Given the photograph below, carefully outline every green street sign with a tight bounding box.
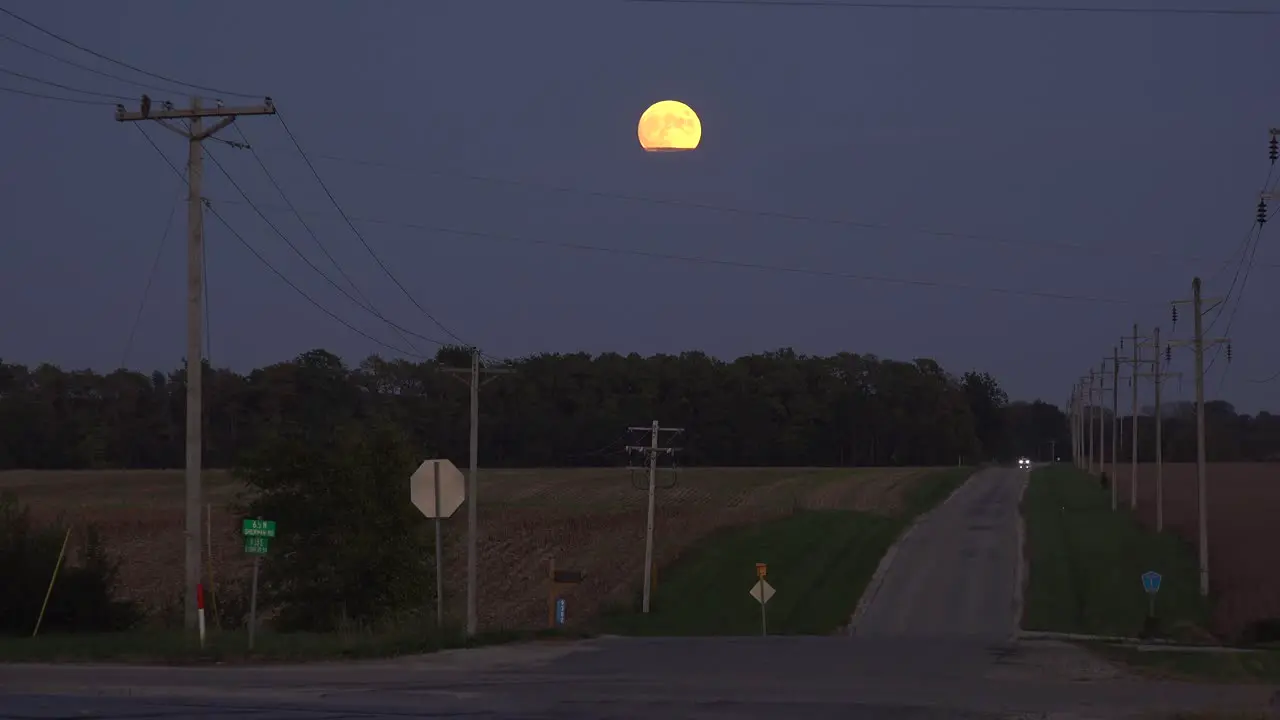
[242,519,276,538]
[244,536,270,555]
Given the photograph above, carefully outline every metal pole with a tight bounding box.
[184,96,205,633]
[1111,349,1119,511]
[761,598,768,636]
[434,460,443,630]
[467,349,480,636]
[207,502,220,630]
[642,420,659,613]
[1131,323,1140,510]
[1191,277,1209,597]
[1153,325,1164,533]
[249,555,259,651]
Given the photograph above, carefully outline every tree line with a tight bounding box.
[0,346,1273,470]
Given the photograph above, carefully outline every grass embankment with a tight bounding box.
[1021,464,1209,641]
[0,623,586,664]
[1090,644,1280,684]
[601,466,972,636]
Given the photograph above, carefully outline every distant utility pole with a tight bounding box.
[1090,354,1115,508]
[1076,375,1092,472]
[1168,278,1228,597]
[626,421,683,614]
[1087,369,1098,475]
[1109,348,1120,512]
[443,349,513,637]
[1068,384,1077,467]
[1095,360,1105,479]
[1120,324,1150,511]
[1135,326,1180,533]
[115,95,276,633]
[1049,439,1056,462]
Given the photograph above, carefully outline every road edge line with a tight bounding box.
[844,468,975,636]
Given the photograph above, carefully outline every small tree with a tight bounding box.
[235,419,435,632]
[0,492,140,635]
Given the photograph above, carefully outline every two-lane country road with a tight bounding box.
[5,465,1279,718]
[852,466,1025,639]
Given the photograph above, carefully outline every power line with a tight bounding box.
[0,31,195,98]
[227,122,426,355]
[622,0,1280,16]
[0,4,260,99]
[306,150,1261,270]
[132,122,431,359]
[274,112,469,347]
[203,143,449,350]
[220,200,1138,305]
[121,189,182,368]
[0,65,133,100]
[0,81,113,105]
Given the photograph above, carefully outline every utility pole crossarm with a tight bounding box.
[115,98,276,123]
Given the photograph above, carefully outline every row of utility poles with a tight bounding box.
[1067,277,1226,597]
[1067,124,1275,598]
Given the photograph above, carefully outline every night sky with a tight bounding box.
[2,1,1277,411]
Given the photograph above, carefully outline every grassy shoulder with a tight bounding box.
[1090,644,1280,684]
[600,466,972,636]
[0,624,589,664]
[1021,464,1210,641]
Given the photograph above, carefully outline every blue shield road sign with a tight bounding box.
[555,598,566,626]
[1141,571,1162,594]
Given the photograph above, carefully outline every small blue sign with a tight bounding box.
[555,597,566,626]
[1141,571,1162,594]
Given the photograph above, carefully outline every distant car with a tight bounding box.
[1017,457,1031,470]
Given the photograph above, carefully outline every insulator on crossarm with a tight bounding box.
[1270,136,1278,164]
[1165,345,1173,364]
[1171,305,1178,327]
[1226,343,1233,363]
[1260,199,1269,226]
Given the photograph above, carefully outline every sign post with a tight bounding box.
[410,459,466,632]
[749,565,774,637]
[241,518,275,651]
[1142,570,1162,623]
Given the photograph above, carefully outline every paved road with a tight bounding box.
[4,466,1277,718]
[1,636,1274,718]
[853,466,1025,640]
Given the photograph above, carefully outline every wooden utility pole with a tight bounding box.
[1169,278,1228,597]
[1135,326,1181,533]
[1119,324,1150,511]
[625,422,682,614]
[116,95,276,632]
[1108,349,1119,511]
[1096,360,1105,479]
[1076,375,1092,472]
[443,349,513,637]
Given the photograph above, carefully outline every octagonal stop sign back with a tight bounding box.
[410,459,466,519]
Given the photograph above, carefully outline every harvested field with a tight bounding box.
[1121,462,1280,639]
[1,466,934,633]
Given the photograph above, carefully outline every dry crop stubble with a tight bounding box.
[1128,462,1280,639]
[2,466,935,632]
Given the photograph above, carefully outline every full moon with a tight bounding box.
[638,100,701,152]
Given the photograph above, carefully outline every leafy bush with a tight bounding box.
[234,419,437,632]
[0,492,141,636]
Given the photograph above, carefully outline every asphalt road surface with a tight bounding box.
[852,466,1024,640]
[3,466,1277,719]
